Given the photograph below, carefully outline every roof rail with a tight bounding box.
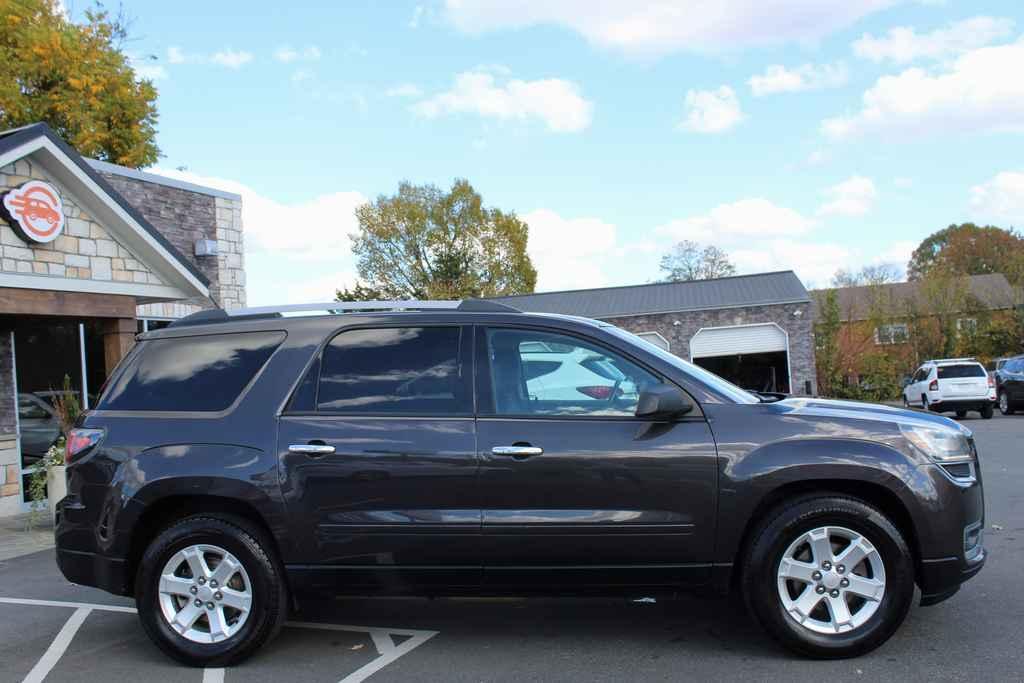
[168,298,519,328]
[924,357,978,364]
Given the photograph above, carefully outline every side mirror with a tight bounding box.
[902,377,912,387]
[636,384,693,420]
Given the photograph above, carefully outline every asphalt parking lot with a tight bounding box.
[0,411,1020,682]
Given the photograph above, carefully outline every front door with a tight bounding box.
[278,324,480,592]
[474,325,718,590]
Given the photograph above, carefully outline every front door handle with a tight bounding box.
[491,445,543,457]
[289,443,336,456]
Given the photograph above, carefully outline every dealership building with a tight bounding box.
[0,123,246,515]
[493,271,817,397]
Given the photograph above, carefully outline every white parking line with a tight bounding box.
[23,606,91,683]
[0,596,439,683]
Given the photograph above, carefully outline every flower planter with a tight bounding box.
[47,464,67,521]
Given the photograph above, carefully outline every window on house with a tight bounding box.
[874,323,909,345]
[956,318,978,335]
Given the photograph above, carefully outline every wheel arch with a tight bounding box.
[124,494,282,596]
[729,479,921,592]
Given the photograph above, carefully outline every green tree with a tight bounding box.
[908,223,1024,285]
[659,240,737,282]
[0,0,160,167]
[347,179,536,300]
[813,289,843,397]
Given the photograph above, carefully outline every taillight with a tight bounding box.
[928,379,939,391]
[576,385,619,400]
[65,428,104,464]
[988,376,995,388]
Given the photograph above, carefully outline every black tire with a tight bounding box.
[998,392,1014,415]
[902,395,910,409]
[921,395,929,411]
[742,495,914,659]
[980,404,994,419]
[955,410,967,418]
[135,515,288,667]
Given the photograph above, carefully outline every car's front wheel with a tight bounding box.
[999,392,1014,415]
[743,495,914,658]
[135,515,288,666]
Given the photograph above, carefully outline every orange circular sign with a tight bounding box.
[1,180,66,244]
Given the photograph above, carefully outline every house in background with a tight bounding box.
[811,273,1020,387]
[492,270,817,396]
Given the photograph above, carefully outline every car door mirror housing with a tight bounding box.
[635,384,693,420]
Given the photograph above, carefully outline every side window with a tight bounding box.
[482,328,661,417]
[317,326,469,415]
[99,331,285,412]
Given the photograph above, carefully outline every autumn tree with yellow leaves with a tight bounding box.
[0,0,160,167]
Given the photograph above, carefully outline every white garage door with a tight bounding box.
[690,323,787,359]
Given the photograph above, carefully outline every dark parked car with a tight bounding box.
[994,354,1024,415]
[55,301,986,666]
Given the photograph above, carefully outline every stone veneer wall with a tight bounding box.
[100,172,246,310]
[603,301,818,395]
[1,159,166,286]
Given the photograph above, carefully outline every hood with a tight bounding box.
[774,397,967,434]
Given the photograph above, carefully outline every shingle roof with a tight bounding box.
[490,270,810,319]
[0,122,210,288]
[811,273,1019,322]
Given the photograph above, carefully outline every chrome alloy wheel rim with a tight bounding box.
[776,526,886,635]
[1000,393,1008,413]
[158,544,253,643]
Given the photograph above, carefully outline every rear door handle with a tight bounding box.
[289,443,336,456]
[491,445,543,456]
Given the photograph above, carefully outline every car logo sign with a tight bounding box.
[1,180,66,244]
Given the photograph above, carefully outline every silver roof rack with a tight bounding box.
[168,298,519,328]
[226,300,462,317]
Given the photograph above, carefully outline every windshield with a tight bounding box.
[603,325,759,404]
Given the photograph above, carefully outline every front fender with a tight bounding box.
[715,437,937,564]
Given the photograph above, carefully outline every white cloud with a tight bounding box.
[731,240,855,287]
[149,168,366,261]
[211,49,253,69]
[894,176,913,188]
[852,16,1014,63]
[283,269,361,304]
[412,70,593,133]
[386,83,423,98]
[806,149,830,167]
[444,0,900,58]
[748,62,848,96]
[678,86,743,133]
[169,46,253,69]
[129,55,167,81]
[822,38,1024,139]
[871,240,916,274]
[656,198,815,242]
[274,45,322,63]
[817,176,878,217]
[523,209,620,290]
[970,171,1024,223]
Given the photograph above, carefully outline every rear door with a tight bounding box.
[1006,359,1024,401]
[938,363,988,398]
[474,325,718,590]
[278,324,480,592]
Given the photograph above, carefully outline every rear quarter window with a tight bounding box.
[98,331,285,412]
[937,364,987,379]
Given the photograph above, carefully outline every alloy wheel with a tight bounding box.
[777,526,886,635]
[1000,393,1009,414]
[158,544,253,644]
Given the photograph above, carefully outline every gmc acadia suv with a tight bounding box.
[54,300,986,666]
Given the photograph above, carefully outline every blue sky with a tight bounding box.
[83,0,1024,305]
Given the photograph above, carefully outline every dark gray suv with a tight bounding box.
[54,300,985,666]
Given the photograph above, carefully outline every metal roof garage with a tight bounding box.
[491,271,816,397]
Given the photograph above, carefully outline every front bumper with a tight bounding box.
[918,546,986,605]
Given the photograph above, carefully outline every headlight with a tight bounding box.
[899,423,973,463]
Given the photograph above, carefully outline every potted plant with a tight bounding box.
[27,376,80,526]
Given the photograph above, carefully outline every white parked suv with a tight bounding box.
[902,358,996,419]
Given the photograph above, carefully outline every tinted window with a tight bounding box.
[317,327,468,414]
[99,331,284,412]
[937,364,986,379]
[484,328,660,417]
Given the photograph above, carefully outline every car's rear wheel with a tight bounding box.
[136,515,287,666]
[999,392,1014,415]
[955,410,967,418]
[742,495,914,658]
[980,404,994,419]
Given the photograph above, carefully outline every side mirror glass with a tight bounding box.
[635,384,693,420]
